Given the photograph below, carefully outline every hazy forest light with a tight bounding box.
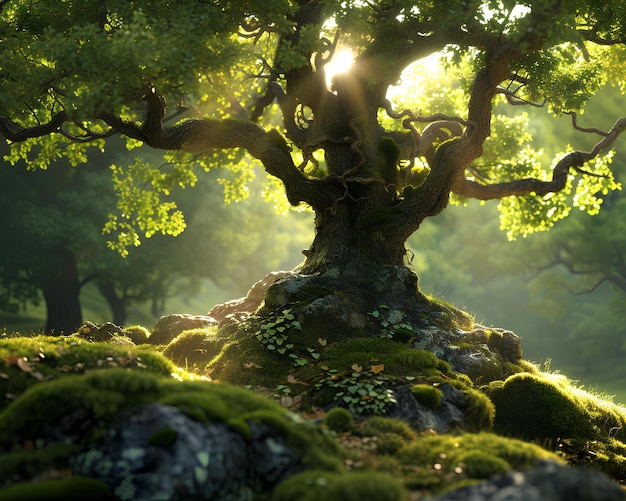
[324,47,355,89]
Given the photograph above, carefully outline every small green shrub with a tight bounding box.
[411,384,443,409]
[323,407,354,433]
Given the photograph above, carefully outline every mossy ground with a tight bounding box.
[0,334,180,412]
[1,293,626,498]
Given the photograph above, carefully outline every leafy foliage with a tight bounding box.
[3,0,626,255]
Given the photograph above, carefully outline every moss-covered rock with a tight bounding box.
[162,328,224,370]
[411,384,443,409]
[487,373,606,441]
[485,371,626,481]
[0,365,346,498]
[148,314,218,346]
[271,470,408,501]
[397,432,560,493]
[0,335,179,411]
[122,325,150,345]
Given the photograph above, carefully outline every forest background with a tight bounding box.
[2,65,625,405]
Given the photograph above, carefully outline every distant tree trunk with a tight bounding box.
[151,295,165,318]
[41,249,82,335]
[97,280,127,326]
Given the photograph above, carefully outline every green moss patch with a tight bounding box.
[397,432,559,493]
[162,328,224,370]
[485,371,626,480]
[0,476,112,501]
[0,367,344,492]
[0,444,80,487]
[423,295,474,331]
[0,335,179,411]
[462,388,496,432]
[122,326,150,345]
[486,372,626,442]
[411,384,443,409]
[356,417,418,455]
[272,470,408,501]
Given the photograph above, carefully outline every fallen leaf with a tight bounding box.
[0,373,8,379]
[16,357,33,373]
[370,364,385,374]
[318,338,327,346]
[244,362,262,369]
[351,364,363,373]
[2,355,19,365]
[287,374,309,386]
[280,395,294,408]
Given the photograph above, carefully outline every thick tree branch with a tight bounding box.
[454,117,626,200]
[0,89,333,210]
[0,112,68,142]
[102,92,332,209]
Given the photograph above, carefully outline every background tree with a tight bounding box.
[0,160,111,333]
[2,0,626,326]
[0,141,310,334]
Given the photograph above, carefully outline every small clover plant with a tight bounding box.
[256,308,301,355]
[256,309,316,367]
[369,305,413,340]
[315,367,396,415]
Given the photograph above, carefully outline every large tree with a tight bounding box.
[2,0,626,321]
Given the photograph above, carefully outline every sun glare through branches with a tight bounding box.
[324,48,355,89]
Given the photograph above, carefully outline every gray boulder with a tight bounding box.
[73,403,303,501]
[148,314,218,345]
[388,384,465,433]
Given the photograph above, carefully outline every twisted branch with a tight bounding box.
[454,117,626,200]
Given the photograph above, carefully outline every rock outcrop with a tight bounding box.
[148,314,218,345]
[73,403,303,500]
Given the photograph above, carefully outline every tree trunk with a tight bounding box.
[41,250,82,335]
[97,280,127,326]
[259,179,431,328]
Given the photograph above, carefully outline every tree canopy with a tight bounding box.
[1,0,626,275]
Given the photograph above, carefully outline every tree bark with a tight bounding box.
[97,280,127,326]
[41,250,82,335]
